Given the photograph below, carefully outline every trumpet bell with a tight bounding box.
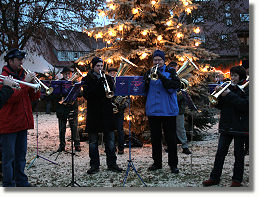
[106,91,114,99]
[46,87,54,95]
[150,73,158,81]
[208,81,231,105]
[180,78,189,90]
[208,95,218,105]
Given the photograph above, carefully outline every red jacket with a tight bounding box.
[0,65,41,134]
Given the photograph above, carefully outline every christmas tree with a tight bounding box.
[77,0,219,140]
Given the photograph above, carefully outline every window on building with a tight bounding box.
[193,36,206,43]
[225,13,231,18]
[193,16,204,23]
[240,14,249,22]
[221,34,228,41]
[226,19,233,26]
[225,4,231,11]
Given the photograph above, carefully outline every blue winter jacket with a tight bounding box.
[143,65,181,116]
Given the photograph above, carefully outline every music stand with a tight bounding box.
[27,100,59,169]
[122,97,147,187]
[56,84,81,187]
[66,121,80,187]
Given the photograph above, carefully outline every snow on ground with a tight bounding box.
[1,113,250,188]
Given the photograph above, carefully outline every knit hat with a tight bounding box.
[4,48,26,62]
[153,50,165,61]
[91,57,103,68]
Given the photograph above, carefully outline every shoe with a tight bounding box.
[57,147,65,152]
[230,180,242,187]
[148,164,162,171]
[202,179,220,187]
[108,164,123,173]
[182,148,192,155]
[171,167,179,174]
[87,166,99,174]
[75,146,81,152]
[118,150,124,155]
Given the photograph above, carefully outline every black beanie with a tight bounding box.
[153,50,165,61]
[91,57,103,68]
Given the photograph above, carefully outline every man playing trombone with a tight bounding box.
[0,48,41,187]
[81,57,123,174]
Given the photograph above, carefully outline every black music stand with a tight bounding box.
[66,121,80,187]
[27,100,58,169]
[122,98,147,187]
[55,86,81,187]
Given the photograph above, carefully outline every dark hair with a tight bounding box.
[230,66,247,81]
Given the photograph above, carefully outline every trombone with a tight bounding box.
[0,75,41,91]
[21,65,53,95]
[208,81,232,105]
[99,70,114,98]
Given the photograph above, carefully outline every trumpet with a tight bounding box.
[208,81,232,105]
[99,70,114,98]
[149,64,159,80]
[0,75,41,91]
[21,65,53,95]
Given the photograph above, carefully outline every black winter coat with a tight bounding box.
[82,70,115,133]
[216,84,249,135]
[0,85,14,109]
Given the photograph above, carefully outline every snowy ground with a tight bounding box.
[1,113,250,189]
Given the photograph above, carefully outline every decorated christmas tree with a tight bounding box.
[77,0,219,140]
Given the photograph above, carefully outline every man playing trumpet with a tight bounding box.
[81,57,123,174]
[0,48,40,187]
[55,67,81,152]
[203,65,249,187]
[143,50,181,173]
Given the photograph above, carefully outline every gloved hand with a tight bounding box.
[157,71,165,79]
